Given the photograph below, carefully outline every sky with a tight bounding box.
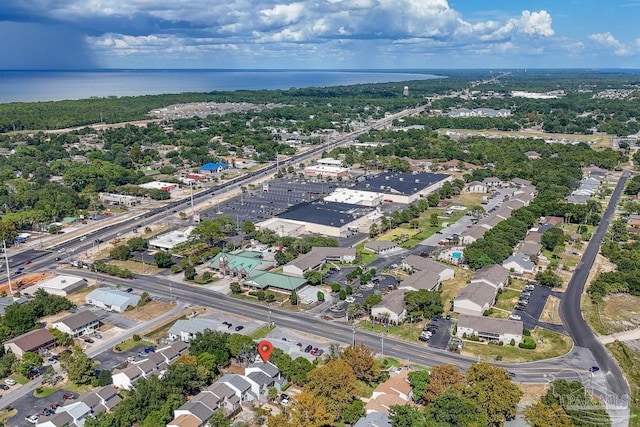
[1,0,640,70]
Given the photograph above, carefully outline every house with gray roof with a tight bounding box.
[399,270,440,292]
[457,314,523,344]
[364,240,398,255]
[282,247,356,278]
[466,181,487,193]
[401,255,454,281]
[85,288,141,313]
[112,341,188,390]
[52,310,100,338]
[453,282,497,316]
[520,241,542,257]
[218,374,258,402]
[460,225,488,244]
[511,177,532,187]
[354,411,392,427]
[245,361,285,390]
[81,385,121,414]
[35,411,74,427]
[471,264,510,290]
[482,177,502,188]
[371,290,407,324]
[169,382,241,427]
[503,252,535,275]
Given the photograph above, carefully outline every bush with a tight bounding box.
[331,283,340,293]
[523,328,531,336]
[132,334,141,342]
[518,337,537,350]
[317,291,325,302]
[462,332,467,339]
[510,338,516,346]
[339,289,347,300]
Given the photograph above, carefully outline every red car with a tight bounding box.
[310,347,319,355]
[24,259,32,265]
[50,403,59,410]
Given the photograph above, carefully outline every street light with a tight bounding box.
[352,324,356,347]
[2,240,13,295]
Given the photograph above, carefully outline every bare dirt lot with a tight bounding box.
[122,300,176,322]
[539,295,562,324]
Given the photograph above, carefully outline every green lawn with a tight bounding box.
[11,374,29,385]
[250,325,275,340]
[34,387,58,398]
[355,243,378,265]
[494,289,521,311]
[114,337,155,352]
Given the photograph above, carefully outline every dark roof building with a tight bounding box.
[352,172,452,203]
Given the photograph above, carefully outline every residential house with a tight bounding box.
[398,270,440,292]
[169,383,241,427]
[466,181,487,193]
[401,255,455,281]
[35,411,74,427]
[482,177,502,188]
[502,252,535,275]
[460,225,488,244]
[4,328,56,358]
[520,242,542,257]
[364,240,398,255]
[112,342,188,390]
[40,401,92,427]
[81,385,122,414]
[453,282,497,316]
[364,368,413,415]
[525,231,543,244]
[199,162,228,175]
[217,374,258,402]
[52,310,100,338]
[245,362,286,390]
[282,247,356,278]
[524,151,542,160]
[511,177,532,187]
[85,288,141,313]
[457,314,523,344]
[470,264,510,290]
[371,290,407,325]
[354,412,392,427]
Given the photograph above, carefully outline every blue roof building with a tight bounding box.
[200,162,228,174]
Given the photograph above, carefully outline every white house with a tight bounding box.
[217,374,258,402]
[502,252,535,275]
[364,240,398,255]
[466,181,487,194]
[453,282,497,316]
[85,288,141,313]
[470,264,510,290]
[401,255,455,282]
[457,314,523,344]
[52,310,100,337]
[398,270,440,292]
[371,290,407,325]
[482,177,502,188]
[168,318,221,342]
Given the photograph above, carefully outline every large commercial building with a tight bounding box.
[275,201,377,237]
[352,172,452,204]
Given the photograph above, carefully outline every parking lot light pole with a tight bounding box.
[2,240,12,294]
[352,324,356,347]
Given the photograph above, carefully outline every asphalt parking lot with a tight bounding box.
[93,343,151,371]
[200,177,343,226]
[9,387,76,427]
[514,285,552,330]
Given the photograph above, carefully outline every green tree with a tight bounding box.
[536,268,563,287]
[541,227,566,251]
[404,290,443,320]
[188,330,231,367]
[343,399,365,425]
[225,334,256,359]
[317,291,325,302]
[184,264,197,280]
[127,237,148,251]
[241,221,256,235]
[208,409,232,427]
[305,360,357,419]
[60,346,94,385]
[407,369,430,403]
[230,282,242,294]
[110,245,131,261]
[389,404,427,427]
[50,328,74,347]
[97,369,113,386]
[289,292,298,305]
[304,270,323,285]
[17,351,43,377]
[524,402,574,427]
[154,251,173,268]
[427,392,488,427]
[340,344,379,384]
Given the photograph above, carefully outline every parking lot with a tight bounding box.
[511,283,552,330]
[200,177,343,226]
[8,386,77,427]
[418,318,453,350]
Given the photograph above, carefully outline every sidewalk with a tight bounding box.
[599,327,640,344]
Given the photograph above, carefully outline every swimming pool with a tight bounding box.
[451,252,462,260]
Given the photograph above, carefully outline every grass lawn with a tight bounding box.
[250,325,275,340]
[440,268,473,315]
[63,383,93,394]
[114,337,155,352]
[606,342,640,427]
[494,289,521,311]
[355,380,375,398]
[582,295,610,336]
[462,328,572,363]
[11,374,29,385]
[359,318,425,342]
[0,409,17,425]
[600,294,640,333]
[509,278,528,291]
[107,259,164,275]
[378,357,401,369]
[34,387,58,398]
[355,243,378,265]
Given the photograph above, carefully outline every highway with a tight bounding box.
[559,169,631,426]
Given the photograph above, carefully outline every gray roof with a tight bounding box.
[278,201,375,227]
[462,225,488,240]
[180,401,214,422]
[520,242,541,256]
[219,374,251,392]
[286,247,355,271]
[455,282,497,308]
[402,255,450,275]
[352,172,450,196]
[37,411,73,427]
[399,270,440,291]
[85,288,140,307]
[472,264,510,287]
[458,314,523,337]
[247,371,274,387]
[503,252,535,271]
[511,177,532,187]
[374,290,406,315]
[158,341,188,362]
[192,390,221,409]
[354,411,392,427]
[207,382,236,400]
[168,318,219,336]
[54,310,99,331]
[364,240,397,251]
[247,361,279,378]
[467,180,485,187]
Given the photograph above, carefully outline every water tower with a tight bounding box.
[403,86,409,97]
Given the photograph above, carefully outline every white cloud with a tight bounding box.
[588,32,630,55]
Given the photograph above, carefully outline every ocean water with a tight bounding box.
[0,69,443,104]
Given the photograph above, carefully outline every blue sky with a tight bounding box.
[1,0,639,69]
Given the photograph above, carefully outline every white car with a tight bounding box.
[509,314,522,321]
[4,378,16,386]
[25,415,39,424]
[345,297,355,303]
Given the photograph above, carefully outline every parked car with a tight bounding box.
[304,345,313,353]
[235,325,244,331]
[589,366,600,372]
[25,259,32,265]
[310,347,319,355]
[509,314,522,321]
[83,338,94,344]
[125,288,133,293]
[0,384,8,390]
[25,415,39,424]
[50,402,60,409]
[507,371,516,377]
[138,351,148,357]
[144,346,155,353]
[94,333,102,339]
[4,378,16,386]
[63,393,77,400]
[315,349,324,357]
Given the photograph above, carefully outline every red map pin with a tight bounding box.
[257,340,274,363]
